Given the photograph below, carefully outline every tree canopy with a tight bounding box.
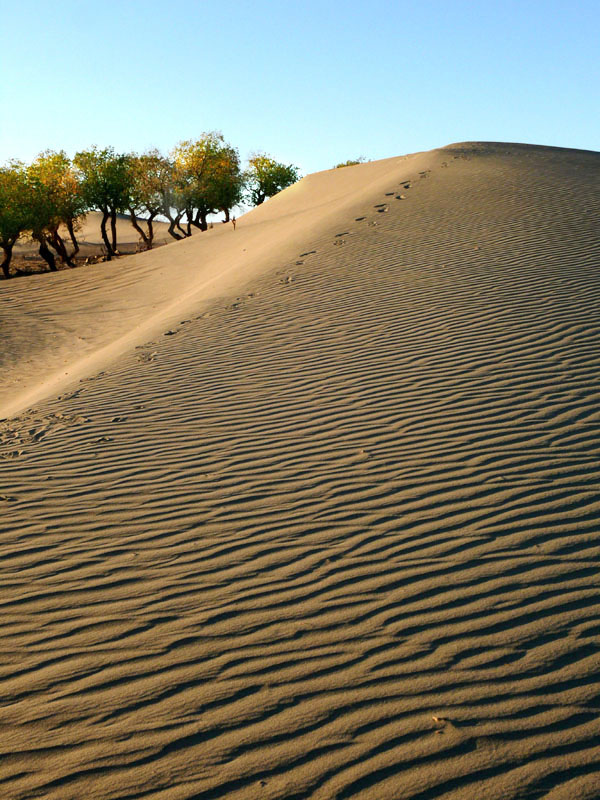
[74,146,132,258]
[0,163,31,278]
[127,150,173,250]
[245,154,300,206]
[171,132,242,229]
[27,150,87,268]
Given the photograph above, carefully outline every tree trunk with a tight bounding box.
[37,237,57,271]
[167,217,183,241]
[50,230,75,267]
[1,241,14,279]
[176,212,189,238]
[191,208,210,231]
[222,207,230,222]
[100,211,113,259]
[129,208,150,251]
[147,215,155,249]
[110,210,118,253]
[256,193,266,205]
[66,219,80,257]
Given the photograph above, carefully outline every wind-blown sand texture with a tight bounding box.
[1,142,600,799]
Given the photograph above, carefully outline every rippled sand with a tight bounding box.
[1,142,600,799]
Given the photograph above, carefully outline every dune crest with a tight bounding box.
[1,142,600,799]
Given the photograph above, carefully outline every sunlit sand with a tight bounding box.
[1,142,600,799]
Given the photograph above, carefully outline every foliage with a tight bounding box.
[171,132,242,228]
[74,146,132,215]
[127,150,174,248]
[245,154,300,206]
[334,157,368,168]
[27,150,87,238]
[0,162,31,248]
[0,162,32,276]
[73,146,132,257]
[128,150,172,218]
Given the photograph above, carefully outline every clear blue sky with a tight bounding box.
[1,0,598,174]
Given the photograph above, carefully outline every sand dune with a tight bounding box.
[1,142,600,799]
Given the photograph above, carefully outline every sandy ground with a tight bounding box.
[1,142,600,799]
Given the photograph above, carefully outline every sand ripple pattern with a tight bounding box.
[1,143,600,798]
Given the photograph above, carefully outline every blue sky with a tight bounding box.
[1,0,598,174]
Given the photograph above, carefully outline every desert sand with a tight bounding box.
[1,141,599,799]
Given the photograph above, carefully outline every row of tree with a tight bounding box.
[0,132,300,278]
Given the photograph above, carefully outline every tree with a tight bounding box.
[161,179,191,241]
[127,150,172,250]
[171,132,242,230]
[25,169,60,271]
[245,153,299,206]
[0,163,31,279]
[211,145,244,222]
[27,151,87,269]
[74,146,132,259]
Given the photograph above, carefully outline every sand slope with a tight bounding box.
[1,142,600,799]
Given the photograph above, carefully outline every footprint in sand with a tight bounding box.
[376,206,389,213]
[385,192,395,196]
[57,389,84,401]
[355,217,366,221]
[80,371,106,383]
[335,232,350,237]
[1,450,24,459]
[395,194,407,200]
[164,329,178,336]
[299,250,316,257]
[136,351,157,363]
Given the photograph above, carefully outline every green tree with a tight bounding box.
[172,132,242,230]
[26,168,61,271]
[161,179,191,241]
[74,146,132,259]
[245,153,299,206]
[127,150,173,250]
[0,163,31,279]
[27,151,87,269]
